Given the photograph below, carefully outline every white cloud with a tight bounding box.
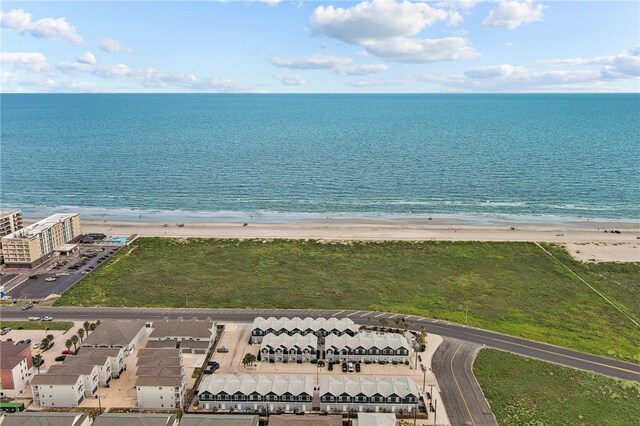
[270,54,388,76]
[254,0,281,5]
[309,1,477,64]
[0,9,82,44]
[78,51,97,66]
[270,55,352,70]
[0,52,49,72]
[275,73,307,86]
[483,1,545,30]
[464,64,525,79]
[364,37,478,63]
[0,72,104,93]
[535,48,640,79]
[336,63,388,76]
[99,37,132,53]
[310,0,450,44]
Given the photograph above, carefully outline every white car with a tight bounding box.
[28,316,41,321]
[42,316,53,321]
[44,277,57,282]
[33,342,42,349]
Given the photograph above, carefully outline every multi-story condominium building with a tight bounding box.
[76,347,126,378]
[1,213,81,268]
[0,412,92,426]
[62,356,112,387]
[45,365,100,396]
[0,211,23,239]
[135,348,185,410]
[320,376,419,414]
[180,414,259,426]
[324,332,410,364]
[31,373,89,407]
[0,341,33,398]
[146,320,216,354]
[81,320,147,355]
[251,317,358,343]
[198,375,314,413]
[259,333,318,363]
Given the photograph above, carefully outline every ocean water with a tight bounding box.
[1,94,639,222]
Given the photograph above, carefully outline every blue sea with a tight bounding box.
[1,94,639,223]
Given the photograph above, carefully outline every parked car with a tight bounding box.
[62,350,74,355]
[209,361,220,372]
[342,362,348,373]
[355,362,361,373]
[348,362,354,373]
[328,362,334,371]
[42,316,53,321]
[216,346,229,353]
[0,327,11,335]
[44,277,57,282]
[21,303,34,311]
[33,342,42,349]
[55,356,66,362]
[28,275,38,279]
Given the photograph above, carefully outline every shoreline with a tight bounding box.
[21,215,640,262]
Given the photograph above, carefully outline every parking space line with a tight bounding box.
[389,314,398,319]
[359,312,371,317]
[374,313,385,318]
[346,311,361,317]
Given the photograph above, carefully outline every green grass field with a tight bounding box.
[0,320,73,331]
[474,349,640,426]
[55,238,640,361]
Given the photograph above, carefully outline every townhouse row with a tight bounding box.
[198,374,419,414]
[250,317,358,343]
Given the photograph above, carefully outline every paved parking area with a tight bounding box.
[6,245,121,300]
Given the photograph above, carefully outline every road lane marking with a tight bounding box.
[374,313,385,318]
[389,314,398,319]
[450,343,476,426]
[359,312,371,317]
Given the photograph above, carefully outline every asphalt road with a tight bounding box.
[432,338,497,426]
[2,306,639,383]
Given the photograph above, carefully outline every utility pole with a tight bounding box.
[422,367,426,391]
[97,395,102,414]
[413,400,418,426]
[433,399,437,425]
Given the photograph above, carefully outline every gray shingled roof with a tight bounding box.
[268,415,342,426]
[149,320,214,339]
[0,412,89,426]
[137,348,181,359]
[31,373,82,386]
[76,348,123,358]
[137,366,183,377]
[81,320,146,347]
[93,413,177,426]
[179,415,259,426]
[135,376,183,387]
[136,357,182,368]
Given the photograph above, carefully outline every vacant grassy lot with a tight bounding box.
[474,349,640,426]
[56,238,640,360]
[0,320,73,331]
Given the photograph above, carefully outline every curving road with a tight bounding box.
[432,338,497,426]
[2,306,639,383]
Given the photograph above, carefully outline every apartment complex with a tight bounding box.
[319,376,419,413]
[0,342,33,398]
[259,333,318,363]
[81,320,146,355]
[1,213,81,268]
[147,320,216,354]
[135,348,186,410]
[324,332,411,364]
[198,374,314,413]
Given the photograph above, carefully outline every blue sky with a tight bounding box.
[1,1,638,92]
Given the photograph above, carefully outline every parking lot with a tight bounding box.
[5,244,121,300]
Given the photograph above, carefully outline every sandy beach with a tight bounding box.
[64,217,640,263]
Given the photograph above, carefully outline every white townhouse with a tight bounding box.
[250,317,358,343]
[31,373,87,407]
[198,375,314,413]
[324,332,410,364]
[45,364,100,397]
[0,341,33,398]
[81,320,147,355]
[135,348,185,410]
[62,356,112,387]
[147,320,216,354]
[320,376,419,414]
[76,348,126,378]
[259,333,318,363]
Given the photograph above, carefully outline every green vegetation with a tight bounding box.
[474,349,640,426]
[0,320,73,331]
[56,238,640,360]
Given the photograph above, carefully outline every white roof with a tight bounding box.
[2,213,77,239]
[356,413,397,426]
[200,375,314,397]
[325,332,409,351]
[260,333,317,350]
[320,376,418,398]
[252,317,357,333]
